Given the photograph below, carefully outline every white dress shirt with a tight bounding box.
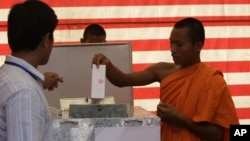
[0,55,52,141]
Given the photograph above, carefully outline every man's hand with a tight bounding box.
[92,53,110,67]
[157,102,185,132]
[43,72,63,91]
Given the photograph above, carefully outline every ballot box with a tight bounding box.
[51,106,161,141]
[40,43,161,141]
[38,42,134,115]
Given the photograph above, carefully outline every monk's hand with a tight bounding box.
[92,53,110,68]
[157,102,185,132]
[43,72,64,91]
[157,102,184,125]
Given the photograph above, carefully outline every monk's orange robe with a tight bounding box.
[160,63,239,141]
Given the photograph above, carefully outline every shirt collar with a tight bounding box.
[5,55,45,81]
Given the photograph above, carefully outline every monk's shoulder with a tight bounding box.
[147,62,178,80]
[147,62,175,69]
[156,62,179,70]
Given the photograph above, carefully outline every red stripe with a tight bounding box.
[130,38,250,51]
[1,17,249,31]
[149,108,250,119]
[1,15,250,27]
[0,44,11,55]
[133,84,250,99]
[0,0,25,8]
[1,36,249,51]
[229,85,250,96]
[56,16,250,27]
[203,38,250,50]
[206,61,250,73]
[237,108,250,119]
[1,0,250,8]
[133,88,160,99]
[43,0,250,7]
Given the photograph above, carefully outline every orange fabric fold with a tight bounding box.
[160,63,239,141]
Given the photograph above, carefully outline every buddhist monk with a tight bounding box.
[92,17,239,141]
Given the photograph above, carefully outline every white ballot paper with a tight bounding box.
[91,64,106,99]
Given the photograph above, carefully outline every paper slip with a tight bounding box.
[91,64,106,99]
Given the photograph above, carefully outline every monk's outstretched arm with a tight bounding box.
[105,62,159,87]
[92,53,159,87]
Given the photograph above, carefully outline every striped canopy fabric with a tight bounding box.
[0,0,249,124]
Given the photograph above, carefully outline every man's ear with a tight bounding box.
[195,41,203,52]
[41,33,51,48]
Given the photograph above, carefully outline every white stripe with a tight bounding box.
[132,49,250,63]
[0,56,5,66]
[134,96,250,112]
[0,26,250,44]
[54,5,250,19]
[134,82,160,88]
[233,96,250,108]
[225,72,250,85]
[239,119,250,125]
[1,5,249,21]
[0,9,9,21]
[134,99,159,111]
[55,5,250,18]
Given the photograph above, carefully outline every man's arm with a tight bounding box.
[92,53,161,87]
[157,103,225,141]
[43,72,63,91]
[105,62,159,87]
[182,120,225,141]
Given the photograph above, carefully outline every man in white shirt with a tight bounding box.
[0,1,59,140]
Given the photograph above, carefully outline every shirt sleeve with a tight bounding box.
[6,89,46,141]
